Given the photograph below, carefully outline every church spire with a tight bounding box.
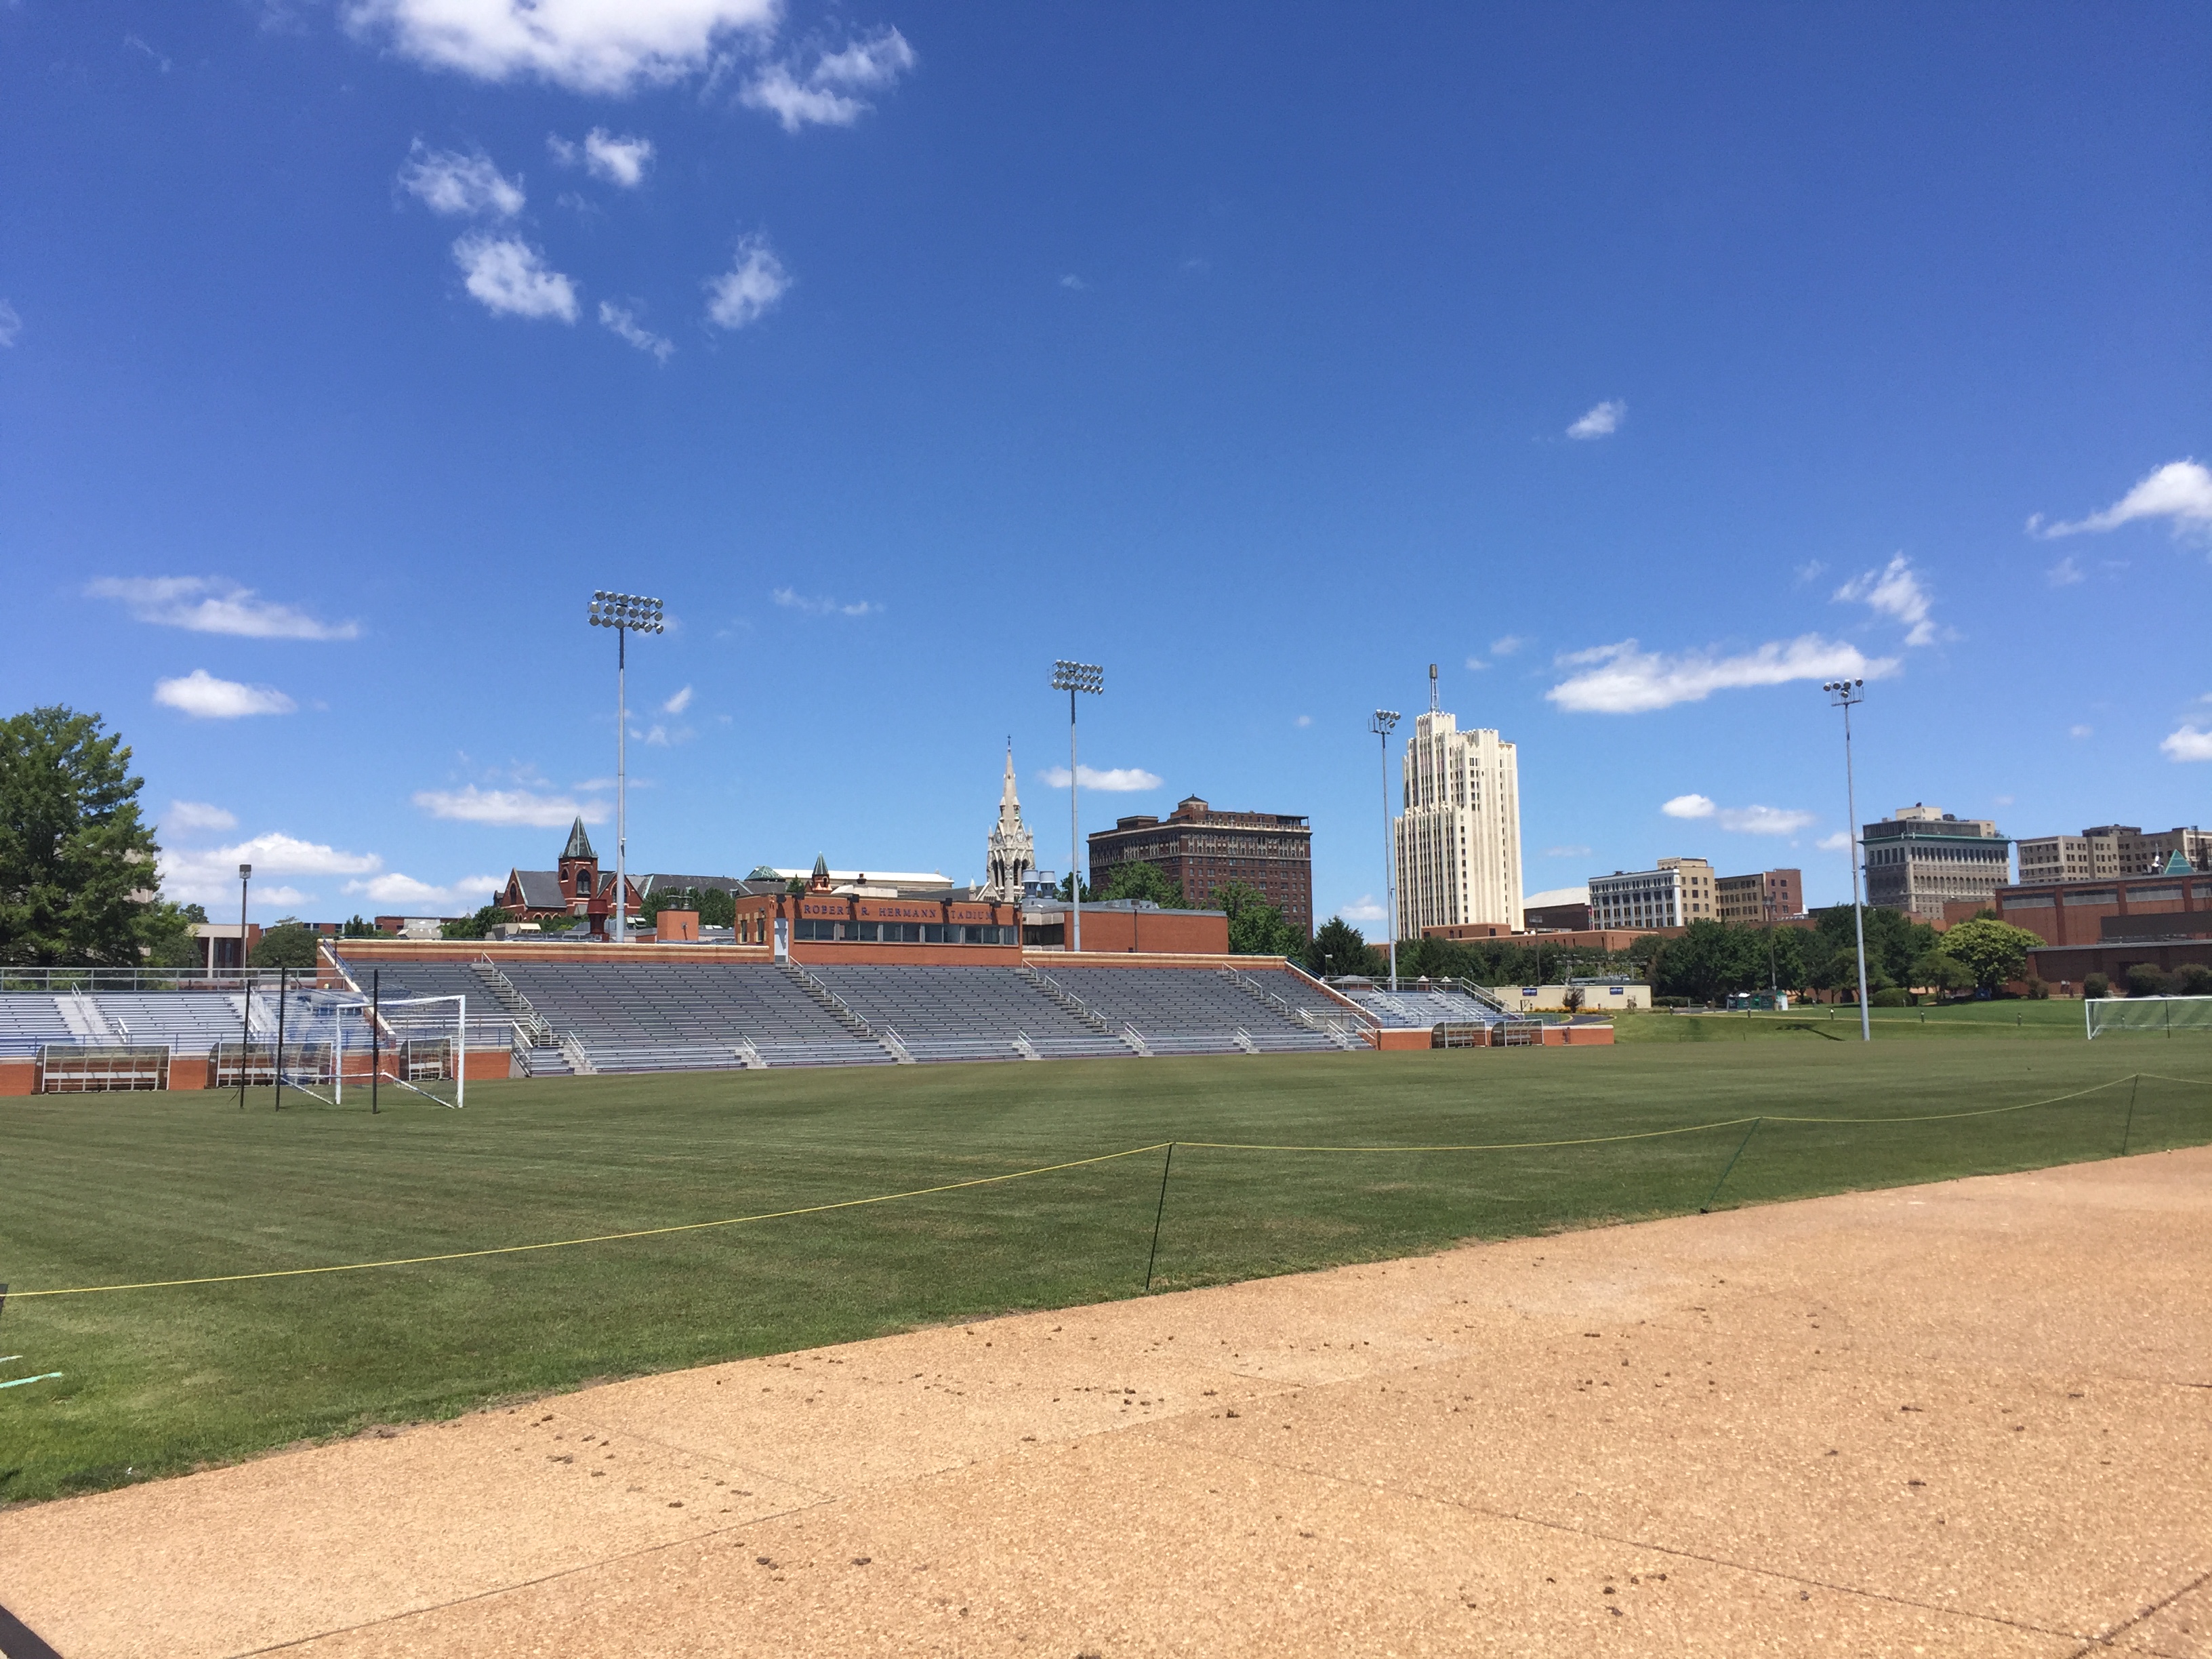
[984,743,1035,903]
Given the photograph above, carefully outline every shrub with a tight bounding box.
[2126,962,2171,997]
[2084,972,2108,999]
[1870,986,1909,1008]
[2173,962,2212,996]
[2024,977,2050,1000]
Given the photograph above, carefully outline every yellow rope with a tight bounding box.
[8,1143,1170,1300]
[1179,1116,1761,1153]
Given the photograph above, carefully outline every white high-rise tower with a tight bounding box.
[983,743,1036,903]
[1393,665,1522,937]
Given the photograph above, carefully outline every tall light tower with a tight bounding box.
[588,590,663,943]
[235,861,252,1108]
[1823,678,1872,1041]
[1370,708,1401,987]
[1051,660,1103,952]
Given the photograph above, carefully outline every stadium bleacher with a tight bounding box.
[810,965,1134,1062]
[1333,983,1506,1028]
[1052,968,1342,1055]
[0,995,76,1058]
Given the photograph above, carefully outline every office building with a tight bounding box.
[1088,795,1313,935]
[2016,824,2211,885]
[1862,804,2011,922]
[1715,867,1805,924]
[1392,682,1522,939]
[1588,857,1716,931]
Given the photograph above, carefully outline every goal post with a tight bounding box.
[371,993,470,1109]
[2085,995,2212,1041]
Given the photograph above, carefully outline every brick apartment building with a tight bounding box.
[1087,796,1313,936]
[1716,867,1805,924]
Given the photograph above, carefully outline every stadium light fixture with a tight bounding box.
[1050,660,1103,953]
[236,862,251,1109]
[1369,709,1400,988]
[588,590,665,943]
[1822,678,1872,1042]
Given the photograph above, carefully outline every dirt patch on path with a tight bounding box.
[5,1149,2209,1658]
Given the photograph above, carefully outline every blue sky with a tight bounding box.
[3,2,2207,924]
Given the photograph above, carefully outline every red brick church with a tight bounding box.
[495,818,642,933]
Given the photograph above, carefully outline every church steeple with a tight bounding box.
[984,741,1036,903]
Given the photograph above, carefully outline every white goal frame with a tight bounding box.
[2085,994,2212,1041]
[371,992,469,1109]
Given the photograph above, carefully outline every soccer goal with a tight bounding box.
[2085,996,2212,1041]
[368,992,470,1109]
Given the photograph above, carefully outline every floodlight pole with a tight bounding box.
[1824,679,1872,1041]
[236,862,251,1109]
[1051,661,1103,953]
[588,590,665,944]
[1370,710,1400,988]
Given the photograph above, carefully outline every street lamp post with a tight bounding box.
[1823,678,1872,1041]
[1369,709,1400,988]
[235,861,251,1108]
[1050,660,1103,953]
[588,590,664,943]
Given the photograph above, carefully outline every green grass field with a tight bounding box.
[3,1036,2207,1507]
[1617,1000,2093,1041]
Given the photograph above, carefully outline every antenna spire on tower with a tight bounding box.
[1428,661,1440,713]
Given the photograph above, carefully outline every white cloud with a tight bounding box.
[771,587,878,617]
[1040,765,1163,792]
[1334,895,1387,924]
[1816,831,1851,852]
[453,233,579,321]
[599,300,674,361]
[1662,793,1715,820]
[663,684,694,714]
[1566,400,1624,440]
[398,144,524,217]
[1464,656,1486,671]
[413,785,611,827]
[562,127,655,186]
[1547,635,1894,714]
[87,576,359,640]
[154,670,298,719]
[2159,725,2212,762]
[1541,846,1592,860]
[1794,559,1827,585]
[2032,460,2212,541]
[1718,804,1814,836]
[705,236,790,329]
[1059,274,1087,291]
[161,831,383,908]
[1490,635,1528,657]
[2069,723,2093,739]
[1294,714,1313,727]
[2046,556,2085,588]
[167,800,238,832]
[0,299,20,347]
[741,27,916,131]
[344,0,777,95]
[343,872,504,912]
[1833,554,1940,647]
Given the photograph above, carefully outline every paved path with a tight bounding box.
[5,1149,2209,1658]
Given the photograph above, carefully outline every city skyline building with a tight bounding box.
[1863,803,2013,922]
[1392,676,1522,939]
[2016,823,2210,885]
[1087,795,1313,935]
[1589,857,1716,931]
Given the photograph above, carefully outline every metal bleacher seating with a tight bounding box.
[0,995,75,1058]
[1052,968,1341,1055]
[1333,983,1510,1029]
[494,962,892,1072]
[809,965,1133,1062]
[93,994,250,1054]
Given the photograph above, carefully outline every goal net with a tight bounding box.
[369,992,470,1109]
[2085,995,2212,1041]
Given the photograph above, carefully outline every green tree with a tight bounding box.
[1934,917,2044,994]
[340,914,376,939]
[1909,949,1975,998]
[439,905,511,941]
[1053,873,1097,903]
[2174,962,2212,997]
[1309,916,1378,977]
[1210,881,1304,957]
[2126,962,2171,997]
[249,920,322,970]
[1094,861,1187,908]
[0,705,173,966]
[1652,919,1760,1002]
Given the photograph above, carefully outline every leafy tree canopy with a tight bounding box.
[1934,916,2044,992]
[1094,861,1187,908]
[440,905,512,941]
[1309,916,1378,977]
[0,705,182,967]
[1210,880,1305,957]
[249,920,322,970]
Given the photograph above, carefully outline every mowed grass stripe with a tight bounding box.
[1,1042,2206,1507]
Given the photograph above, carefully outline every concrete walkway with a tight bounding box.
[5,1148,2209,1658]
